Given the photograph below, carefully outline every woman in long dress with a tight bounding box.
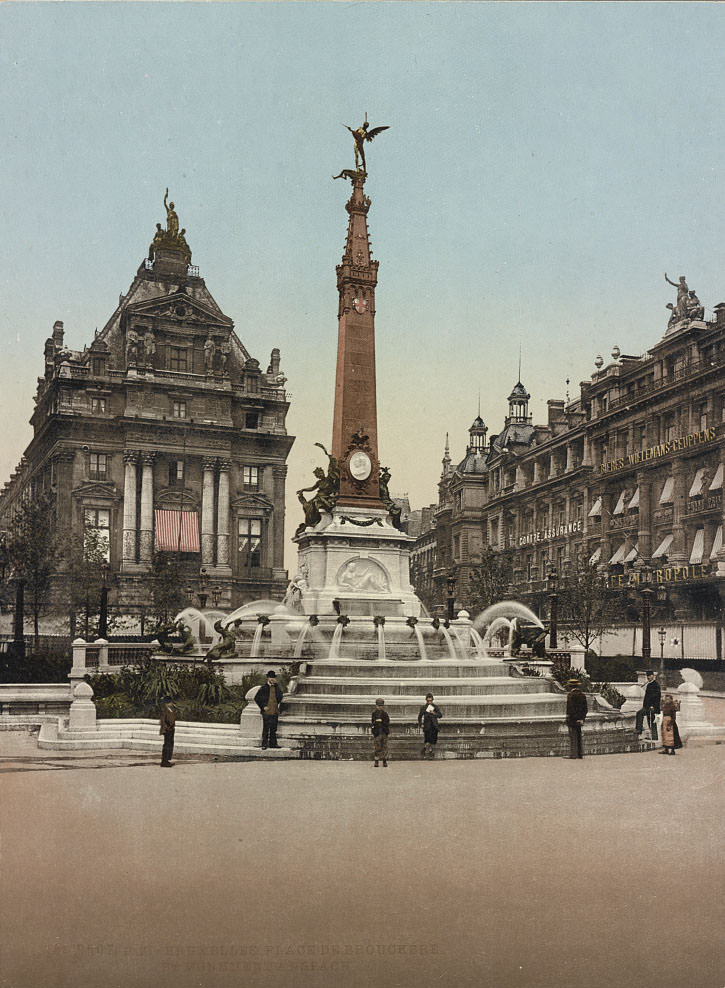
[661,694,683,755]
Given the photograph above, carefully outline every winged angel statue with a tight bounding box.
[344,115,390,174]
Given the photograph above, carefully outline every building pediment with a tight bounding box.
[125,293,233,330]
[71,481,121,502]
[231,492,274,515]
[156,487,200,511]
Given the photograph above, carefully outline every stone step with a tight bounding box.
[301,660,510,679]
[283,693,566,720]
[293,677,548,697]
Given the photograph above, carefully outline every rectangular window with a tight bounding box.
[172,400,187,419]
[245,412,259,429]
[699,404,708,431]
[84,507,110,561]
[169,460,184,486]
[664,414,676,442]
[91,357,106,376]
[243,465,259,490]
[238,518,262,568]
[90,397,106,414]
[169,347,188,373]
[89,453,108,480]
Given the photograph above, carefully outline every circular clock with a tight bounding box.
[349,450,372,481]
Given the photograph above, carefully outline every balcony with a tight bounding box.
[605,350,725,415]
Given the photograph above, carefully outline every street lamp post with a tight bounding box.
[446,572,456,623]
[657,626,667,690]
[98,562,111,640]
[547,565,559,651]
[638,563,654,665]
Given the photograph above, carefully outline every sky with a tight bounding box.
[2,2,725,571]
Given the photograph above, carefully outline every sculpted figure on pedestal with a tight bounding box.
[343,115,390,174]
[205,619,237,662]
[295,443,340,536]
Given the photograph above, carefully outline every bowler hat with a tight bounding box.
[266,670,276,678]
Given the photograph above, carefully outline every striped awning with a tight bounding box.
[689,528,705,565]
[711,526,723,561]
[625,543,639,564]
[710,463,723,492]
[588,497,602,518]
[627,486,640,510]
[589,546,601,565]
[689,468,705,498]
[155,510,200,552]
[609,543,627,565]
[659,477,674,505]
[613,491,626,516]
[652,534,674,559]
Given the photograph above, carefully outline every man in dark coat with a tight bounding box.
[255,670,283,750]
[418,693,443,759]
[635,670,661,741]
[371,697,390,767]
[159,696,175,767]
[565,678,588,759]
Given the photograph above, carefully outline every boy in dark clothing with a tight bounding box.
[418,693,443,759]
[159,696,175,767]
[371,698,390,767]
[255,670,283,749]
[635,671,661,741]
[565,679,588,758]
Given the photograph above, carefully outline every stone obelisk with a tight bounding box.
[331,170,385,509]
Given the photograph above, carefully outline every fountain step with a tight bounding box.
[282,694,566,720]
[293,677,549,697]
[300,661,510,679]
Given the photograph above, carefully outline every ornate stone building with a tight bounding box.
[418,281,725,629]
[0,195,294,617]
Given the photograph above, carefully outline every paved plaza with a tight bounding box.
[1,731,724,988]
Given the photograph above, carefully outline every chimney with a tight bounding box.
[52,321,64,348]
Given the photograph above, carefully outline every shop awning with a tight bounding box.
[659,477,674,504]
[589,546,601,565]
[710,463,723,492]
[588,497,602,518]
[609,543,627,565]
[711,526,723,561]
[627,487,640,510]
[624,543,639,564]
[689,528,705,564]
[652,534,674,559]
[155,510,200,552]
[689,468,705,498]
[613,491,626,516]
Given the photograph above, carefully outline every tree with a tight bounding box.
[466,546,514,615]
[64,528,109,639]
[558,557,620,654]
[149,552,187,629]
[6,488,58,646]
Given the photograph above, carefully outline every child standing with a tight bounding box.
[371,698,390,767]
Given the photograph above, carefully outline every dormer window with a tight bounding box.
[91,356,106,376]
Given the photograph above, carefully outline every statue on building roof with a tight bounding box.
[148,191,192,265]
[665,273,691,322]
[164,189,179,236]
[343,114,390,174]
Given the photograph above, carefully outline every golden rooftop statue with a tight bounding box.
[344,113,389,174]
[148,188,191,265]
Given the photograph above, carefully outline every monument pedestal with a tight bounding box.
[293,505,421,618]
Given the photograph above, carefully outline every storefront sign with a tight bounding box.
[518,519,583,547]
[599,427,717,475]
[608,563,711,590]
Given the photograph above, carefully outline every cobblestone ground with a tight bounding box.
[1,731,723,988]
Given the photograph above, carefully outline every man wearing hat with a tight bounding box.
[159,695,176,767]
[371,698,390,767]
[255,670,283,749]
[635,670,661,741]
[565,679,588,759]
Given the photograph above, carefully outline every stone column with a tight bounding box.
[201,458,217,566]
[670,459,688,563]
[565,444,573,472]
[717,443,725,576]
[216,459,231,568]
[272,465,287,569]
[637,472,652,561]
[122,451,138,568]
[138,452,155,564]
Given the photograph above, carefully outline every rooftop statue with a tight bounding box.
[164,188,179,236]
[343,114,389,174]
[665,273,703,329]
[148,190,192,265]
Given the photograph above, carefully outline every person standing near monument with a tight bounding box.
[661,694,683,755]
[418,693,443,759]
[565,679,588,759]
[635,670,661,741]
[159,695,176,768]
[255,670,283,750]
[371,697,390,767]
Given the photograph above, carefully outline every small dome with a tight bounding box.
[508,380,530,400]
[470,415,486,430]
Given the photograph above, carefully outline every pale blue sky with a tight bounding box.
[2,2,725,567]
